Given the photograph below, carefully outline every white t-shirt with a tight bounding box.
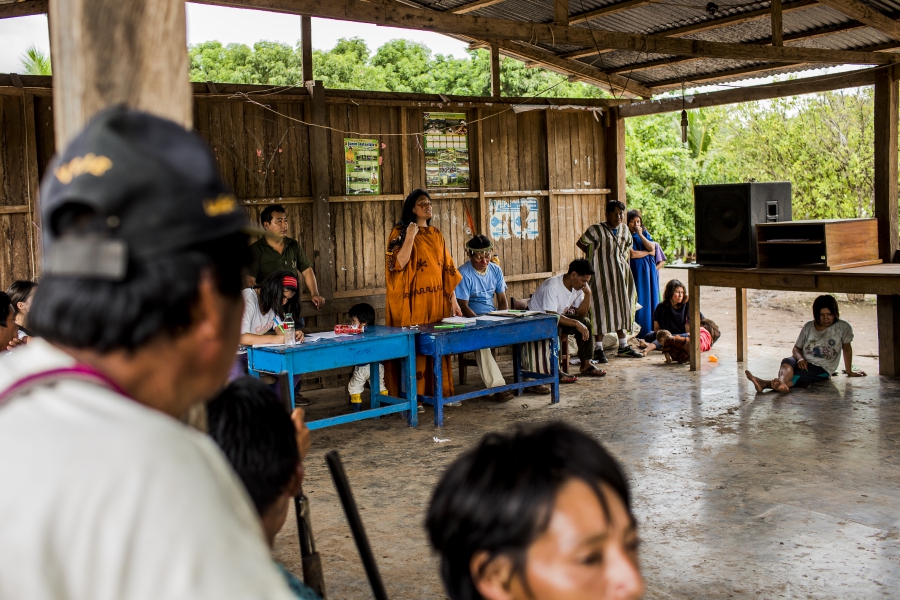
[0,339,295,600]
[795,319,854,374]
[528,274,584,315]
[242,287,276,336]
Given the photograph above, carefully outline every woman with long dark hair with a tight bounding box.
[385,189,462,404]
[636,278,699,355]
[746,294,865,393]
[626,209,660,338]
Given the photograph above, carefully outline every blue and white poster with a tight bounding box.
[489,198,539,240]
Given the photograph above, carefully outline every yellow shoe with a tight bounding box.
[350,393,362,404]
[380,390,388,395]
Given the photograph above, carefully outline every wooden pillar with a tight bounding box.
[736,288,748,362]
[22,92,42,279]
[689,269,701,371]
[305,80,335,326]
[476,107,489,235]
[604,107,626,203]
[874,68,900,376]
[771,0,783,46]
[301,15,313,83]
[490,43,501,98]
[48,0,191,148]
[553,0,569,25]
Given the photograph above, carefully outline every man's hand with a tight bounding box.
[575,320,589,341]
[290,407,311,460]
[311,295,325,309]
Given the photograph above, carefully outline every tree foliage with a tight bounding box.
[19,45,51,76]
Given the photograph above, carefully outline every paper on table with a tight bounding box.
[304,331,351,341]
[475,315,513,321]
[254,343,286,348]
[442,316,478,324]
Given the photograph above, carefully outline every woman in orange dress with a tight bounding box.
[385,189,462,405]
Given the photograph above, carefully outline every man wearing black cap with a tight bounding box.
[0,106,299,599]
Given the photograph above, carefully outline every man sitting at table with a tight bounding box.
[528,259,606,379]
[455,235,515,403]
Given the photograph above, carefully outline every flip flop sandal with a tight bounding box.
[580,366,607,377]
[560,373,579,384]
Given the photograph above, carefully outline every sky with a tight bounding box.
[0,3,470,74]
[0,3,865,96]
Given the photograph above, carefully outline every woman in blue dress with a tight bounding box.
[627,209,660,338]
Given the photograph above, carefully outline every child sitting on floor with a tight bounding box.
[347,303,387,409]
[207,378,320,600]
[657,318,720,364]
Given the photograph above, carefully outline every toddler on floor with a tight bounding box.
[346,303,387,408]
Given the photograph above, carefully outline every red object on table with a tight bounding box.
[334,324,364,335]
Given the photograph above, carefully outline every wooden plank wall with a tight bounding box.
[0,87,615,352]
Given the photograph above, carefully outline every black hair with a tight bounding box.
[426,422,634,600]
[207,377,299,517]
[812,294,840,325]
[700,317,720,345]
[389,189,432,253]
[6,280,37,316]
[29,232,248,353]
[0,292,11,328]
[606,199,626,214]
[257,269,301,321]
[260,204,286,226]
[567,258,595,277]
[349,302,376,326]
[663,279,686,308]
[626,209,642,224]
[467,234,492,252]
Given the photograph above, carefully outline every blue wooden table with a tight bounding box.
[246,325,419,430]
[415,314,560,427]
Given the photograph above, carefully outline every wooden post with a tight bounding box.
[874,68,900,376]
[490,43,501,98]
[22,92,42,279]
[689,269,701,371]
[48,0,192,148]
[400,106,410,194]
[771,0,783,46]
[476,107,489,235]
[604,107,626,203]
[736,287,748,362]
[305,80,336,323]
[553,0,569,25]
[301,15,313,82]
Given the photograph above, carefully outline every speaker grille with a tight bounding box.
[695,186,751,265]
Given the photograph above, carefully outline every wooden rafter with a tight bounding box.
[620,65,886,117]
[0,0,47,19]
[815,0,900,41]
[196,0,898,65]
[551,0,819,61]
[605,22,866,75]
[568,0,654,25]
[451,0,505,14]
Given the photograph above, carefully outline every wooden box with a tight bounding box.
[756,218,882,270]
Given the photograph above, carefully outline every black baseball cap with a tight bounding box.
[41,105,258,280]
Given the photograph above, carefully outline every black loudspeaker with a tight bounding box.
[694,182,792,267]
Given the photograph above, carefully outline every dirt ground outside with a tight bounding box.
[272,267,892,599]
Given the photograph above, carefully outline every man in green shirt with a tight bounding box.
[245,204,326,310]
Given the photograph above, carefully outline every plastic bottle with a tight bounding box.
[283,313,296,347]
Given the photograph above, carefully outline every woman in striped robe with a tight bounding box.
[577,200,643,360]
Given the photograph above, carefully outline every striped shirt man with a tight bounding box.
[579,219,635,337]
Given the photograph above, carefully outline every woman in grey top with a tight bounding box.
[745,294,866,393]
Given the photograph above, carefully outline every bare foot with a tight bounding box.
[771,379,790,393]
[745,370,764,393]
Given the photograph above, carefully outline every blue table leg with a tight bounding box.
[433,356,444,428]
[513,343,523,396]
[406,337,418,428]
[286,359,297,410]
[370,362,381,409]
[549,334,560,404]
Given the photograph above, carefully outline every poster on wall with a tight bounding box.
[489,198,540,240]
[344,138,380,195]
[423,112,470,189]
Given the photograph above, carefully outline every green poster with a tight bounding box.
[423,112,470,189]
[344,138,380,195]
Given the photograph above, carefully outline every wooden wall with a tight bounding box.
[0,81,622,337]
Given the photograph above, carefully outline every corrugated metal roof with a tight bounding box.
[404,0,900,96]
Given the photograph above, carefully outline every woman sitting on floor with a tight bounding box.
[745,294,866,393]
[637,278,700,356]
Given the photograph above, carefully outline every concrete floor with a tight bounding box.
[274,300,899,599]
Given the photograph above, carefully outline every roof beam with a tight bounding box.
[605,22,866,74]
[568,0,654,25]
[815,0,900,40]
[0,0,48,19]
[195,0,898,65]
[451,0,505,14]
[620,65,885,117]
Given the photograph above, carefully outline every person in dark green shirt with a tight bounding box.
[245,204,326,310]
